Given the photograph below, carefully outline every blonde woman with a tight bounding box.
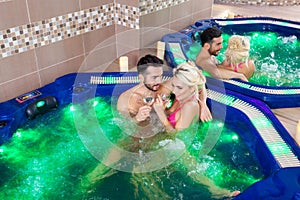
[154,61,207,131]
[154,61,240,198]
[219,35,256,79]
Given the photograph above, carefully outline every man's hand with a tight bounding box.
[135,105,152,122]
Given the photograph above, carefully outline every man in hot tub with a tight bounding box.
[195,27,248,82]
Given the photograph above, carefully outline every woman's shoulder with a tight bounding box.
[182,99,199,111]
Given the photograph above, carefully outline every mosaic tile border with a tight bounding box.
[115,3,140,29]
[139,0,191,15]
[0,3,139,59]
[214,0,300,6]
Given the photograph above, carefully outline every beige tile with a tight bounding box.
[0,72,40,102]
[27,0,80,22]
[39,55,84,86]
[79,0,112,9]
[192,0,213,13]
[35,35,84,69]
[192,8,213,23]
[116,27,140,56]
[170,16,193,32]
[140,26,171,49]
[117,0,138,7]
[170,1,193,22]
[115,23,132,34]
[82,44,117,72]
[0,0,29,30]
[0,51,37,84]
[116,44,142,68]
[82,26,116,54]
[140,8,170,28]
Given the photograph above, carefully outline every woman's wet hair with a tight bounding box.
[173,61,206,91]
[225,35,250,65]
[137,54,164,75]
[200,27,223,47]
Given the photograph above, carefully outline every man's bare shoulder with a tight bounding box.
[117,87,136,111]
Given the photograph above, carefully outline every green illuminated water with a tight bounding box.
[0,97,263,199]
[186,31,300,86]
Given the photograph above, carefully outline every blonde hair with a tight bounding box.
[225,35,250,65]
[173,61,206,96]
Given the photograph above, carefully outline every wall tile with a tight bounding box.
[79,0,112,9]
[0,72,40,102]
[39,55,84,86]
[0,51,37,84]
[35,35,84,69]
[140,26,170,49]
[116,27,140,55]
[170,1,193,22]
[140,8,170,28]
[0,0,29,30]
[27,0,80,22]
[116,0,138,7]
[192,0,213,13]
[82,44,117,72]
[82,26,116,54]
[192,8,212,23]
[170,16,193,32]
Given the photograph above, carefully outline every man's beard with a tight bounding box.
[208,47,219,56]
[144,82,160,92]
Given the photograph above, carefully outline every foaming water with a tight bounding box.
[0,97,263,199]
[187,31,300,86]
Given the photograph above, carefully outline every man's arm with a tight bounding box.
[196,56,248,81]
[216,67,248,81]
[117,91,152,123]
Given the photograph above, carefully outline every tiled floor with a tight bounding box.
[212,3,300,138]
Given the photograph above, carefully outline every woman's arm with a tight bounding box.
[198,86,212,122]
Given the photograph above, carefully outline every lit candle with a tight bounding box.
[295,120,300,145]
[157,41,165,60]
[227,12,234,19]
[119,56,128,72]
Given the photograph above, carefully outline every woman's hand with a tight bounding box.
[199,101,212,122]
[153,95,166,114]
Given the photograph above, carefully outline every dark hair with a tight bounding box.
[137,54,163,75]
[200,27,222,47]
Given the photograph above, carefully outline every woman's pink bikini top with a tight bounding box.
[167,96,197,128]
[167,99,180,128]
[233,62,244,72]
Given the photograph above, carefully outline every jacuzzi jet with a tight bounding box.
[0,121,7,128]
[73,86,86,93]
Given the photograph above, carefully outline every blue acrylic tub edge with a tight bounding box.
[0,71,300,198]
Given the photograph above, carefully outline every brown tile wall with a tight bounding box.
[136,0,213,62]
[214,0,300,6]
[0,1,117,102]
[0,0,213,102]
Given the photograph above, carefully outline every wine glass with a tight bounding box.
[143,95,155,106]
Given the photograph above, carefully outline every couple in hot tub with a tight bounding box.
[84,27,254,198]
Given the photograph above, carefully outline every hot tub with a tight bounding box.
[0,71,299,199]
[162,17,300,109]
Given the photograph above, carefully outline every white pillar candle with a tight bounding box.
[119,56,128,72]
[227,12,234,19]
[295,120,300,145]
[157,41,165,60]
